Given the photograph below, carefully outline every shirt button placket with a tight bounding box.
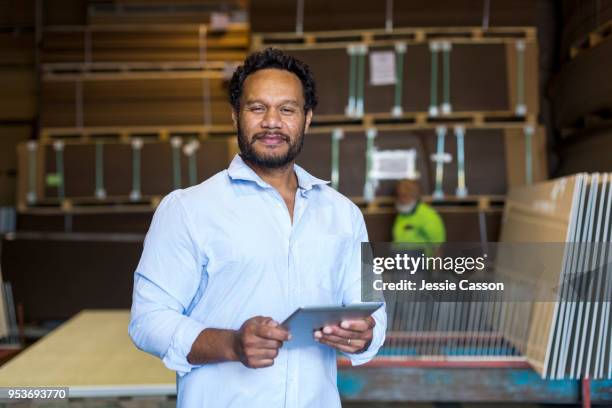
[290,194,305,408]
[285,240,298,408]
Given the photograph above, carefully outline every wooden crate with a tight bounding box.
[40,65,234,127]
[297,126,546,200]
[252,26,538,120]
[16,136,238,210]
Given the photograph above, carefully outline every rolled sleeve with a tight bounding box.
[162,315,208,375]
[341,204,387,365]
[128,191,207,376]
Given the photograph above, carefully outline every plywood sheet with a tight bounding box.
[500,174,612,379]
[0,310,174,393]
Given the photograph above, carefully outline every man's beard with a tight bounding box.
[237,119,305,169]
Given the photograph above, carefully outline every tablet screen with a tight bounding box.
[281,303,384,348]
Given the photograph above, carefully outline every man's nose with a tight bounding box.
[261,108,282,129]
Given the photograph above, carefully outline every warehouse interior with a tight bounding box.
[0,0,612,406]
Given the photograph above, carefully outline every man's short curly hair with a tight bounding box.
[228,48,318,113]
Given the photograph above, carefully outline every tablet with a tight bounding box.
[281,303,384,348]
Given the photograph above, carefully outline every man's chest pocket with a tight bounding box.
[298,234,352,305]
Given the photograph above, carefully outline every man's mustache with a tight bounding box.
[251,131,291,143]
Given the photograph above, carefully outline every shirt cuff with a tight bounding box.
[344,307,386,366]
[162,316,207,377]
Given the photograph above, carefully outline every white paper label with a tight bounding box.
[210,12,230,30]
[371,149,419,180]
[369,51,396,86]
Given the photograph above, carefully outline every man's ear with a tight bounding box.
[304,109,313,133]
[231,109,238,129]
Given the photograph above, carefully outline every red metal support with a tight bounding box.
[337,356,530,369]
[582,378,591,408]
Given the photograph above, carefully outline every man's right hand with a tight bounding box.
[234,316,291,368]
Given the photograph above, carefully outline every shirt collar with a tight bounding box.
[227,154,329,192]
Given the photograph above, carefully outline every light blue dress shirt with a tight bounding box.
[129,154,387,407]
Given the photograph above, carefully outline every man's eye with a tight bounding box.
[249,106,265,113]
[281,108,296,114]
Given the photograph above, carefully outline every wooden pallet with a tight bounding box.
[354,194,505,214]
[18,204,158,216]
[20,196,163,213]
[17,190,505,215]
[308,111,537,132]
[38,112,539,143]
[43,69,228,81]
[569,19,612,60]
[39,125,236,142]
[252,26,536,51]
[42,61,235,81]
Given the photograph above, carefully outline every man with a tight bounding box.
[129,48,386,407]
[392,179,446,251]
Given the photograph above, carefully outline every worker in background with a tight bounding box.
[392,179,446,253]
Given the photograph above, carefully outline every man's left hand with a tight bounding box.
[313,316,375,354]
